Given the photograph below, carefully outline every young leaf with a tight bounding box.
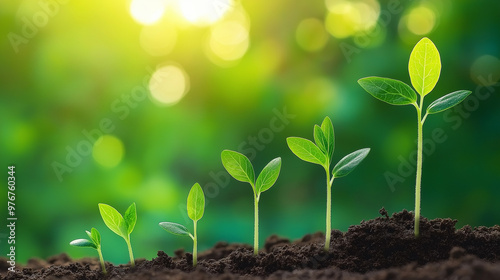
[70,239,97,249]
[98,203,128,238]
[332,148,370,178]
[358,77,417,105]
[256,157,282,193]
[320,117,335,159]
[187,183,205,221]
[221,150,255,185]
[426,90,472,114]
[408,37,441,96]
[287,137,326,166]
[313,125,328,154]
[159,222,191,236]
[124,203,137,235]
[90,228,101,246]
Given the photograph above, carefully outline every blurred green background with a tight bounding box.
[1,0,499,265]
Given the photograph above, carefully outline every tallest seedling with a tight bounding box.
[358,37,472,237]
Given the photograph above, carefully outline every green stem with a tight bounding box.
[193,220,198,266]
[324,167,333,251]
[126,237,135,267]
[97,247,107,274]
[414,96,424,238]
[254,194,259,255]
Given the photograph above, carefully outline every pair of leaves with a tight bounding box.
[159,183,205,238]
[98,203,136,240]
[221,150,282,195]
[70,228,101,250]
[358,37,472,113]
[287,117,370,179]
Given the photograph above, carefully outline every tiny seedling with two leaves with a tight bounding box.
[99,202,137,266]
[358,37,472,237]
[221,150,281,255]
[159,183,205,266]
[287,116,370,251]
[70,228,107,274]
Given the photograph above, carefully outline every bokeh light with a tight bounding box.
[325,0,380,39]
[405,6,436,35]
[140,22,177,56]
[92,135,125,168]
[206,20,249,65]
[130,0,166,25]
[296,18,329,52]
[149,64,190,105]
[176,0,233,26]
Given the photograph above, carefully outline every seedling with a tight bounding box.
[70,228,107,274]
[98,202,137,266]
[159,183,205,266]
[221,150,281,255]
[287,116,369,251]
[358,37,472,237]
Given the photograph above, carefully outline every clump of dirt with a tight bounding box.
[2,209,500,280]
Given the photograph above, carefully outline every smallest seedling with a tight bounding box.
[159,183,205,266]
[70,228,106,274]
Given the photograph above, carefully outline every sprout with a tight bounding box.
[221,150,282,255]
[358,37,472,237]
[98,202,137,266]
[70,228,106,274]
[287,116,370,251]
[159,183,205,266]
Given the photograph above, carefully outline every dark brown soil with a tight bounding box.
[2,209,500,280]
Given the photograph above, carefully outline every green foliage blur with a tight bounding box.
[1,0,499,265]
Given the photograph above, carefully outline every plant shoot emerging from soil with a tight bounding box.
[70,228,107,274]
[159,183,205,266]
[358,37,472,237]
[287,116,370,251]
[221,150,281,255]
[98,202,137,266]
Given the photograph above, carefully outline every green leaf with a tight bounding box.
[89,228,101,246]
[70,239,97,249]
[187,183,205,221]
[159,222,191,237]
[313,125,328,155]
[98,203,128,238]
[358,77,417,105]
[256,157,282,193]
[332,148,370,178]
[287,137,326,166]
[124,203,137,235]
[426,90,472,114]
[221,150,255,185]
[320,117,335,160]
[409,37,441,96]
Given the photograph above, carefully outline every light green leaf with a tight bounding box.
[187,183,205,221]
[159,222,191,237]
[358,77,417,105]
[426,90,472,114]
[287,137,326,166]
[89,228,101,246]
[256,157,282,193]
[320,117,335,159]
[332,148,370,178]
[70,239,97,249]
[313,125,328,155]
[221,150,255,185]
[98,203,128,238]
[124,203,137,235]
[409,37,441,96]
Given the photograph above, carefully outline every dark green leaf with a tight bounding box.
[358,77,417,105]
[70,239,97,249]
[313,125,328,155]
[90,228,101,246]
[426,90,472,114]
[332,148,370,178]
[321,117,335,159]
[124,203,137,235]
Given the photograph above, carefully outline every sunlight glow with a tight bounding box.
[325,0,380,39]
[92,135,124,168]
[208,20,249,63]
[406,6,436,35]
[149,65,189,106]
[177,0,232,26]
[140,23,177,56]
[130,0,166,25]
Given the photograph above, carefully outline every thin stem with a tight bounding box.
[193,220,198,266]
[414,95,424,237]
[97,248,107,274]
[324,167,333,251]
[126,237,135,267]
[254,194,259,255]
